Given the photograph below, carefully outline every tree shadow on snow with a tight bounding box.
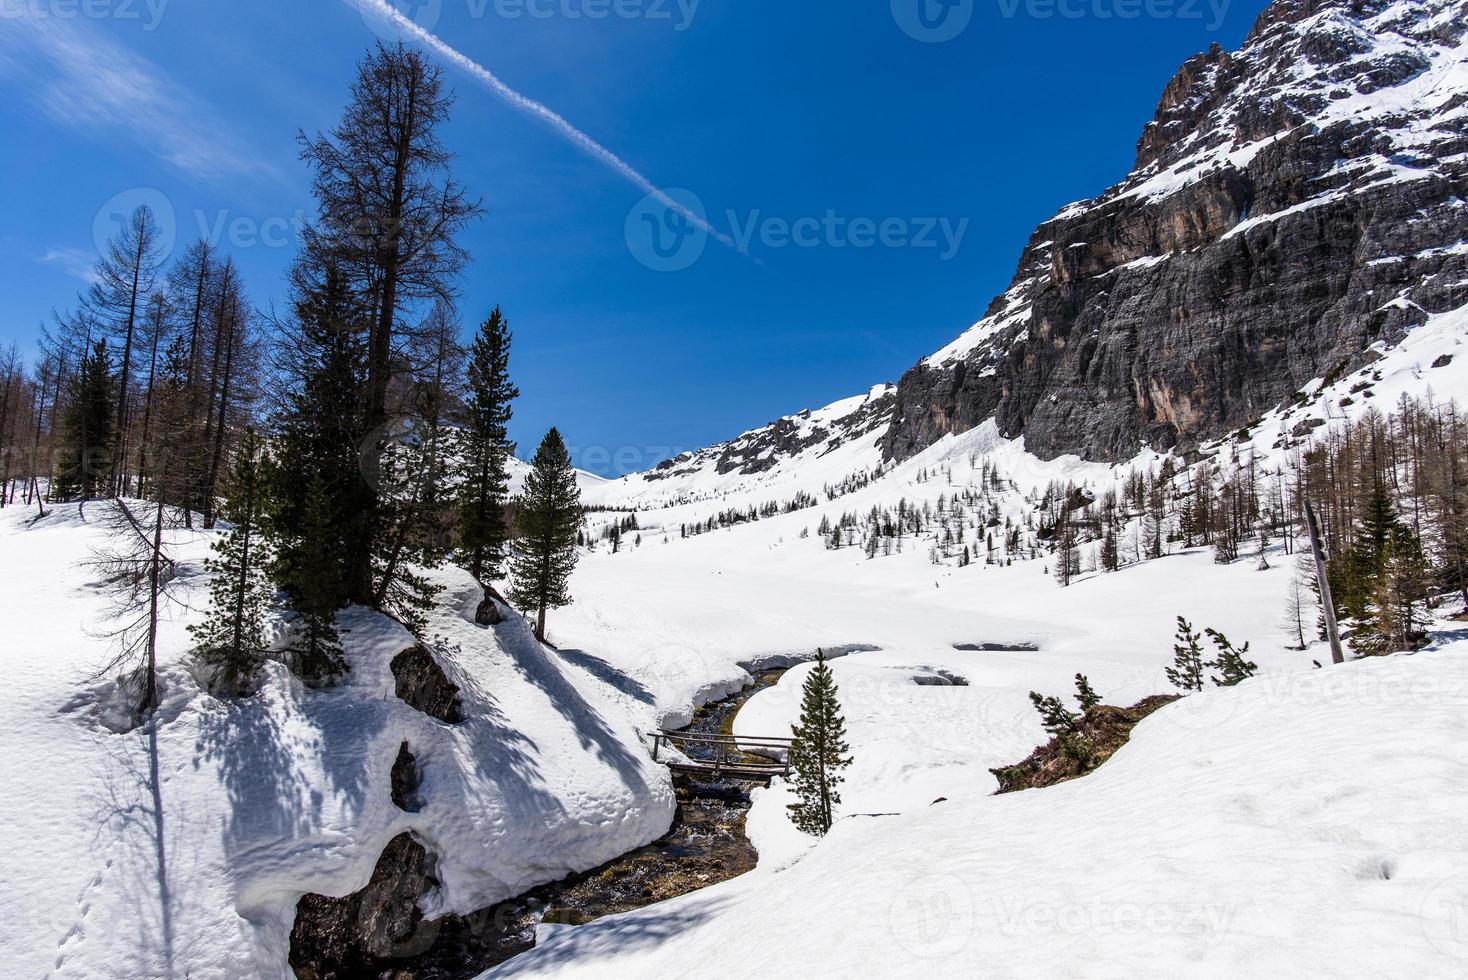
[191,679,369,864]
[554,649,655,705]
[505,642,651,796]
[88,723,188,978]
[490,896,732,977]
[456,683,570,827]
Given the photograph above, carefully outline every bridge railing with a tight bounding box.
[650,729,794,779]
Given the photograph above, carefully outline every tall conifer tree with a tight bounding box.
[54,339,115,501]
[787,649,852,837]
[457,306,518,586]
[508,428,581,641]
[281,475,348,686]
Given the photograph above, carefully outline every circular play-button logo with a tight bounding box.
[891,0,974,43]
[625,188,708,273]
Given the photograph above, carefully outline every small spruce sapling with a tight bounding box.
[1205,628,1258,687]
[1028,691,1080,739]
[1074,673,1102,713]
[1026,673,1104,770]
[191,428,273,697]
[1167,616,1207,693]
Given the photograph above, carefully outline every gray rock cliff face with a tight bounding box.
[882,0,1468,463]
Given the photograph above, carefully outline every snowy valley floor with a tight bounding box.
[3,479,1468,978]
[489,638,1468,978]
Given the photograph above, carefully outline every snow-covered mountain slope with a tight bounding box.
[582,384,895,514]
[594,0,1468,502]
[507,454,608,497]
[883,0,1468,462]
[0,503,671,980]
[538,291,1468,876]
[487,636,1468,979]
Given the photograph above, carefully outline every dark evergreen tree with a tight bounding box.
[1204,628,1258,687]
[1167,616,1206,693]
[366,302,460,629]
[509,428,582,641]
[1027,684,1099,769]
[1362,527,1429,654]
[54,339,115,501]
[267,258,369,611]
[1100,526,1119,572]
[1343,480,1403,617]
[1029,691,1081,738]
[787,650,852,837]
[456,306,518,586]
[299,42,481,603]
[1074,673,1102,712]
[281,475,348,686]
[191,428,272,696]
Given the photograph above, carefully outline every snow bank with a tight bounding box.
[486,639,1468,978]
[0,502,673,979]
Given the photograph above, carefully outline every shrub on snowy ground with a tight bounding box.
[1027,674,1105,770]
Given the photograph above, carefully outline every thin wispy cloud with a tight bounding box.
[39,247,100,285]
[0,16,265,181]
[348,0,737,251]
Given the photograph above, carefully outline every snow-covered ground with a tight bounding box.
[5,301,1468,979]
[489,635,1468,979]
[0,501,671,980]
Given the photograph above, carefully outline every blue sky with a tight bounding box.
[0,0,1266,475]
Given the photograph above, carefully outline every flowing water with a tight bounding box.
[397,669,787,979]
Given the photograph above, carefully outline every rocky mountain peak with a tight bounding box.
[879,0,1468,463]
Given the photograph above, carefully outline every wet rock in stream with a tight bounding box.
[288,669,785,979]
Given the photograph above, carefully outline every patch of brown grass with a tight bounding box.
[989,695,1180,794]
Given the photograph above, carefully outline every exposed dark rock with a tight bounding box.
[475,584,511,627]
[645,387,895,482]
[989,695,1180,794]
[1292,418,1328,437]
[391,742,423,813]
[289,833,441,979]
[390,647,464,724]
[1434,354,1455,369]
[912,670,970,687]
[952,641,1041,653]
[879,0,1468,465]
[475,596,503,627]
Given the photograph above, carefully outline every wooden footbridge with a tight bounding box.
[651,730,793,784]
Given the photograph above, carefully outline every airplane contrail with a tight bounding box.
[347,0,736,250]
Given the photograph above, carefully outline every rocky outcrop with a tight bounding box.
[289,833,441,979]
[647,385,895,482]
[474,584,510,627]
[391,742,424,813]
[883,0,1468,463]
[390,647,465,724]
